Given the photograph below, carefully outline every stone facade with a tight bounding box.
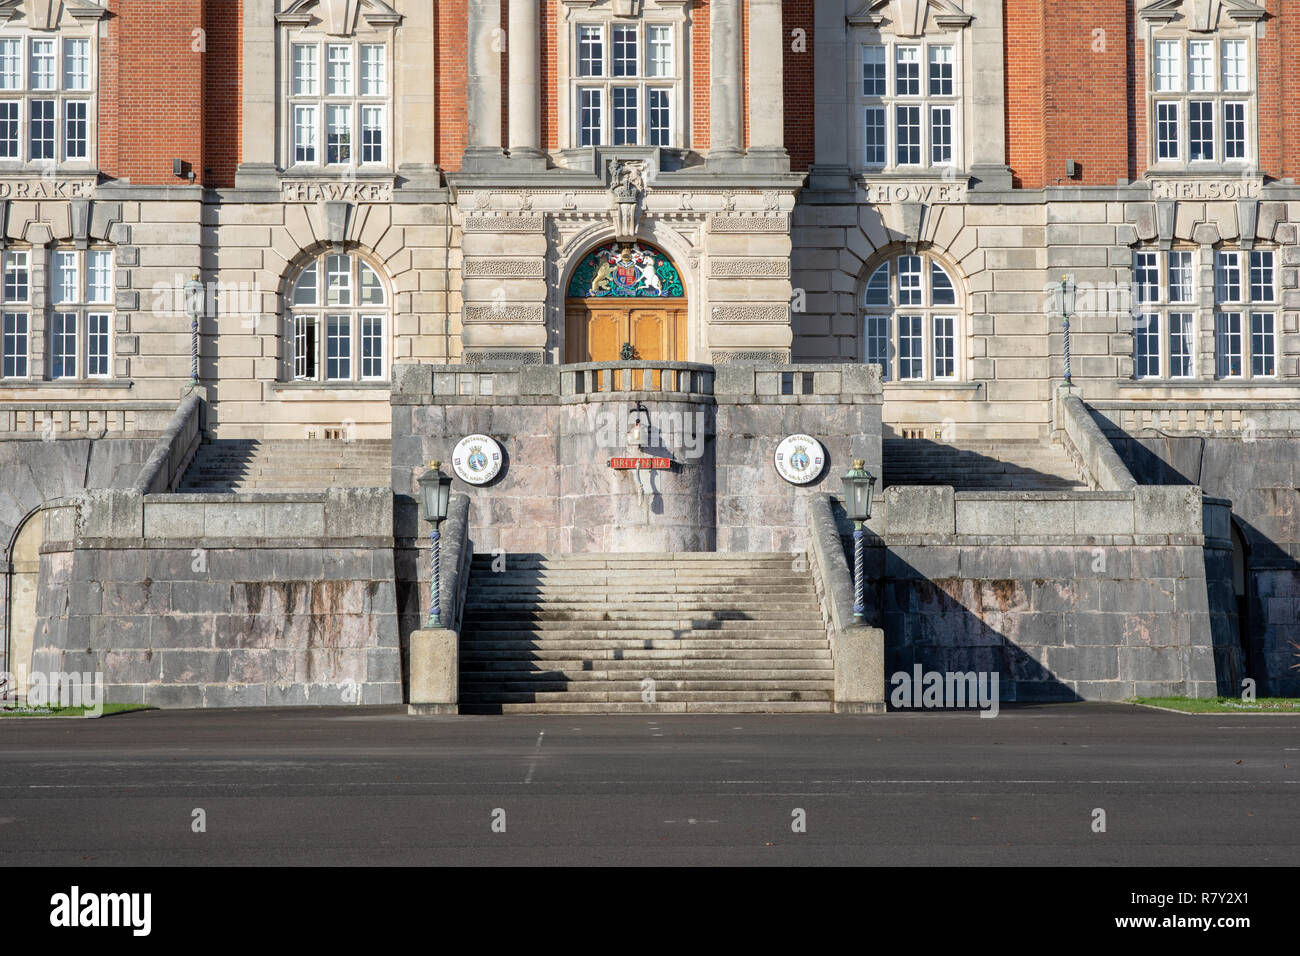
[2,0,1299,706]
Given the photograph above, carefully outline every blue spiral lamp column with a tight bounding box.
[840,460,878,624]
[417,462,453,629]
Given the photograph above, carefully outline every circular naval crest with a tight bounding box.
[773,434,826,485]
[451,434,503,485]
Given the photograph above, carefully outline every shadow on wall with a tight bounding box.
[1109,432,1297,696]
[827,497,1082,705]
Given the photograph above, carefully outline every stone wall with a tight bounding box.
[0,431,160,675]
[391,360,883,555]
[29,488,402,708]
[872,484,1237,701]
[1095,406,1300,694]
[713,363,883,552]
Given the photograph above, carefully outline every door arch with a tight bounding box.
[6,511,42,698]
[564,241,687,364]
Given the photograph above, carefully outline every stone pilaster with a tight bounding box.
[507,0,544,168]
[396,0,440,186]
[464,0,507,170]
[809,0,851,190]
[235,0,278,187]
[746,0,788,172]
[968,0,1013,189]
[708,0,743,166]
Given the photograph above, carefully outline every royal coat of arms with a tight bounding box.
[567,242,685,299]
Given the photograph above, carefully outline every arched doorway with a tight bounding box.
[564,241,687,364]
[6,511,42,698]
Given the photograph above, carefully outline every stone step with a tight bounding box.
[460,668,834,682]
[462,642,826,658]
[458,689,833,703]
[458,701,835,714]
[466,584,814,597]
[462,656,835,671]
[462,624,821,639]
[461,677,834,691]
[464,600,817,611]
[462,611,819,623]
[460,648,833,662]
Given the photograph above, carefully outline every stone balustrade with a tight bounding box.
[0,401,176,437]
[1090,401,1300,437]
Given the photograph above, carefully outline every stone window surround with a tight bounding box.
[847,16,970,174]
[1129,241,1281,382]
[283,248,392,385]
[1141,8,1261,175]
[276,4,399,175]
[0,21,101,176]
[857,246,967,383]
[1,241,115,383]
[45,244,113,382]
[556,0,691,155]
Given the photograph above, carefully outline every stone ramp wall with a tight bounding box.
[30,488,401,708]
[1093,406,1300,695]
[870,485,1238,701]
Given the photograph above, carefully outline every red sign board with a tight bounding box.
[609,457,672,470]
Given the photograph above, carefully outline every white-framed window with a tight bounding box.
[43,247,114,381]
[289,253,389,383]
[859,37,961,171]
[861,253,962,382]
[1215,248,1277,379]
[0,32,96,165]
[2,310,27,378]
[1149,32,1254,168]
[286,38,389,168]
[1131,249,1199,380]
[569,20,681,148]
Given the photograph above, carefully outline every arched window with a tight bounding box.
[861,253,961,382]
[287,252,389,383]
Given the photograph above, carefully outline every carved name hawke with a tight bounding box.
[280,180,394,202]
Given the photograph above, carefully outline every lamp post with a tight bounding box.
[183,273,205,386]
[1059,275,1077,386]
[840,459,878,623]
[417,461,453,629]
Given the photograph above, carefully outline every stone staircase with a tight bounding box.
[458,553,835,714]
[175,438,391,492]
[883,438,1088,491]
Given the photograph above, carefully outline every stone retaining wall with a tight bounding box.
[29,488,401,707]
[871,485,1238,700]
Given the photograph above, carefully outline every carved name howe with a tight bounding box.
[865,180,968,204]
[0,178,97,200]
[1150,178,1262,201]
[280,180,395,202]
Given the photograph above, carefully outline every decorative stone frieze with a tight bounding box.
[462,257,547,278]
[710,258,791,278]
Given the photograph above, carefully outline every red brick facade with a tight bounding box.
[101,0,207,186]
[89,1,1300,187]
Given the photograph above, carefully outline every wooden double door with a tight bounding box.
[565,300,688,364]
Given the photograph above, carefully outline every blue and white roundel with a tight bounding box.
[773,434,826,485]
[452,434,503,485]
